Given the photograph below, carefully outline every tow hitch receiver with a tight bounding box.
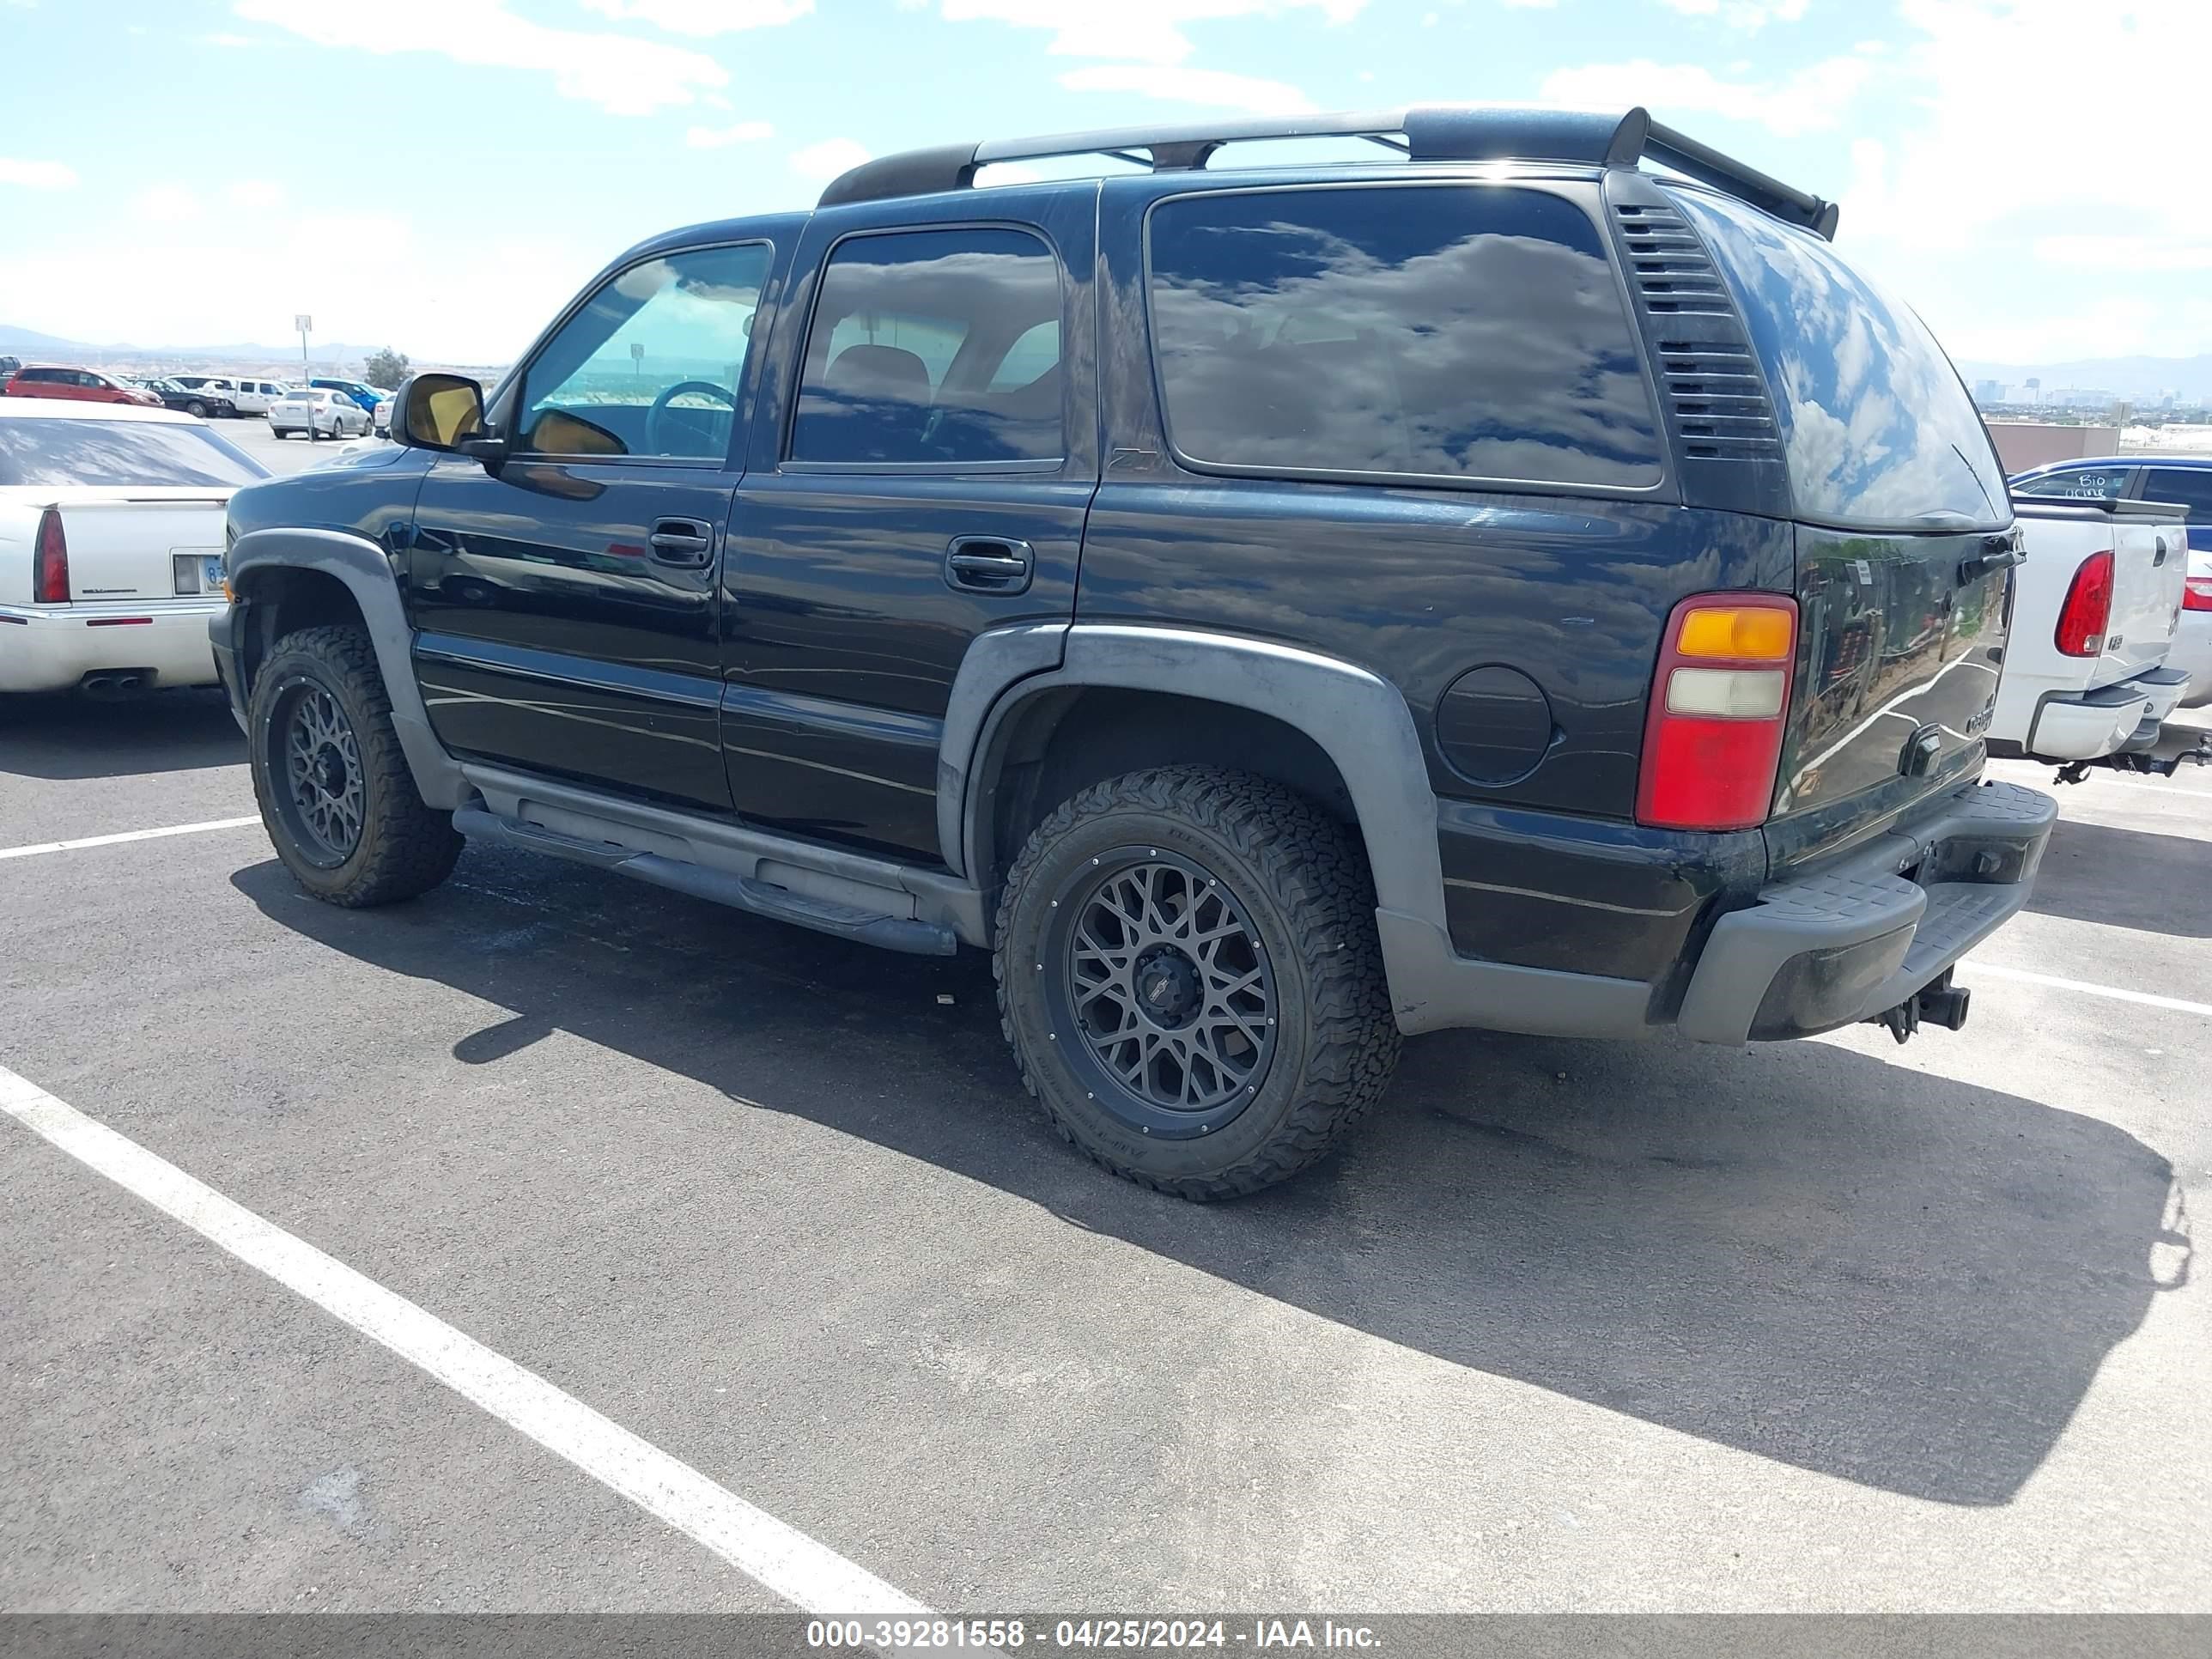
[1869,969,1972,1045]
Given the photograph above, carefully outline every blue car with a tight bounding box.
[2011,454,2212,705]
[309,377,386,415]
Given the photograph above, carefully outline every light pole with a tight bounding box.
[295,314,314,441]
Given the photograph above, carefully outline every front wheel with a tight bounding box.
[994,767,1401,1200]
[185,400,207,418]
[246,625,462,907]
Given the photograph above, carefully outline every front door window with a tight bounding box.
[515,243,771,462]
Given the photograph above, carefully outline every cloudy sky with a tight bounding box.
[0,0,2201,367]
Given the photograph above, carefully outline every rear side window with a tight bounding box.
[790,227,1065,466]
[1145,185,1663,489]
[1671,188,2008,531]
[2014,465,2131,501]
[2140,467,2212,517]
[0,418,270,486]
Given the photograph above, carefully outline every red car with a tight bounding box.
[2,364,163,407]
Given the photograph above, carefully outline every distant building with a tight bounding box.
[1972,379,2002,404]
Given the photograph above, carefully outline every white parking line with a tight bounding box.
[0,1063,930,1616]
[2068,776,2212,800]
[1966,960,2212,1019]
[0,817,262,861]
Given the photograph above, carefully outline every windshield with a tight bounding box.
[1669,186,2008,532]
[0,417,270,486]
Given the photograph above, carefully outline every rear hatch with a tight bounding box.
[1668,188,2017,852]
[7,488,233,602]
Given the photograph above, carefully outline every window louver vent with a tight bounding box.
[1614,202,1782,465]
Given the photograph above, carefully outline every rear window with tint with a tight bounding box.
[1146,185,1663,489]
[0,418,270,486]
[1670,187,2007,530]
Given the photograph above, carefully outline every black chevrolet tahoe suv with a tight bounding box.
[212,105,2056,1199]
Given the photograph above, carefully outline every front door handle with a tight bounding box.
[649,519,715,567]
[945,535,1034,594]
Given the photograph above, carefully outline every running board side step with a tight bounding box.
[453,806,959,957]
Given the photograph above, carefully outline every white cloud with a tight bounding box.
[1057,63,1316,113]
[938,0,1365,67]
[577,0,813,32]
[0,214,605,366]
[225,179,284,210]
[686,120,775,148]
[1541,55,1871,137]
[231,0,728,116]
[0,158,76,189]
[789,137,872,181]
[1657,0,1808,24]
[134,185,201,223]
[2034,234,2212,273]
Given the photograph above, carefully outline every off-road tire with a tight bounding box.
[247,624,461,907]
[994,766,1400,1200]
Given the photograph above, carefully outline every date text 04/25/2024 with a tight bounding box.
[805,1622,1382,1650]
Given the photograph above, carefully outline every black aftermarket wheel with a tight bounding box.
[994,767,1401,1200]
[246,625,461,908]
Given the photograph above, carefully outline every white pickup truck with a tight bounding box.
[1990,495,2197,777]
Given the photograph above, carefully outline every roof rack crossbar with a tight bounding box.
[815,104,1839,240]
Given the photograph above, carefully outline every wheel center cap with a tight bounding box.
[1133,945,1201,1028]
[313,744,347,795]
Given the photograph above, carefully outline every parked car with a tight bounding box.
[3,365,164,407]
[214,103,2057,1197]
[0,397,268,695]
[0,354,21,380]
[164,375,244,417]
[371,391,394,438]
[2013,454,2212,708]
[310,377,386,416]
[268,386,372,441]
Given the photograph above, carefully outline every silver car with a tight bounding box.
[268,386,371,441]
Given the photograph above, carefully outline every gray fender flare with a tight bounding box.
[228,527,470,811]
[940,622,1654,1040]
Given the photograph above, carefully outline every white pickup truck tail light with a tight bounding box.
[2054,549,2114,657]
[32,507,70,603]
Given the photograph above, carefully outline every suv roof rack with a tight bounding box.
[817,104,1841,240]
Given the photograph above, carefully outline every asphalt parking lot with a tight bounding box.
[1,669,2207,1610]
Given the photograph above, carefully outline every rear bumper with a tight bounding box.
[0,599,226,693]
[1675,779,2056,1045]
[2015,664,2192,760]
[2026,681,2151,759]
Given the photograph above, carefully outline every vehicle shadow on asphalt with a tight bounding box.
[2027,814,2212,939]
[234,845,2185,1510]
[0,690,242,780]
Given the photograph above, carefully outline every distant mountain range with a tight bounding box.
[1954,355,2212,404]
[0,322,380,368]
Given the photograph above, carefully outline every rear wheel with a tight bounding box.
[247,625,461,907]
[994,766,1400,1200]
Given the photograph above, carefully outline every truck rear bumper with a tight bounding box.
[2026,682,2152,759]
[1675,779,2056,1045]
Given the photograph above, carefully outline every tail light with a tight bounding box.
[1636,592,1798,831]
[2054,549,2114,656]
[2184,572,2212,613]
[32,507,69,602]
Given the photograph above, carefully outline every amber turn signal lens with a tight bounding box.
[1674,605,1795,662]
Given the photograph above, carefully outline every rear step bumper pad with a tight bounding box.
[1675,779,2057,1045]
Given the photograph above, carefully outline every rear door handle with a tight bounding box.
[648,519,715,567]
[945,535,1034,594]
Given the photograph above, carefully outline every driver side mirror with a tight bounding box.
[394,372,506,471]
